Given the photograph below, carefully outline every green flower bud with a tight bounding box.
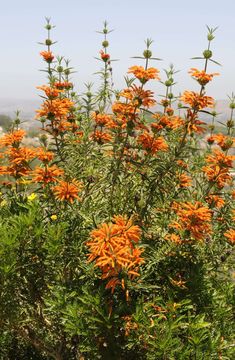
[64,69,70,75]
[208,124,215,131]
[103,28,108,34]
[168,93,174,99]
[39,134,48,146]
[45,39,52,46]
[45,24,52,30]
[229,102,235,109]
[70,92,76,97]
[102,40,109,48]
[203,50,213,59]
[57,66,63,73]
[227,120,234,128]
[165,78,174,87]
[86,92,92,98]
[222,138,233,150]
[14,118,21,125]
[143,49,152,59]
[207,34,214,41]
[211,111,217,117]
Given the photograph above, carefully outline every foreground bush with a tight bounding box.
[0,20,234,359]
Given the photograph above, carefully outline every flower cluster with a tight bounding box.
[86,215,144,292]
[202,149,234,188]
[170,201,212,241]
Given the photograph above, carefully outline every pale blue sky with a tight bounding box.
[0,0,234,100]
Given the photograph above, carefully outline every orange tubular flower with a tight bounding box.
[54,82,73,90]
[37,85,62,99]
[189,68,219,86]
[128,65,160,83]
[6,147,36,164]
[36,148,54,163]
[171,201,212,241]
[207,133,234,151]
[0,129,26,147]
[91,130,112,144]
[138,132,168,154]
[0,166,8,175]
[36,98,74,120]
[180,91,214,110]
[151,114,184,132]
[86,215,144,293]
[40,51,54,63]
[178,173,192,188]
[32,165,64,184]
[224,229,235,244]
[120,85,156,108]
[92,112,112,127]
[100,50,110,62]
[205,194,225,209]
[165,233,182,244]
[53,179,82,203]
[202,149,234,188]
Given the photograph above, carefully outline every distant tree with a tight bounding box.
[0,114,12,131]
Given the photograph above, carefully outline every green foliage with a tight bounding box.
[0,20,234,360]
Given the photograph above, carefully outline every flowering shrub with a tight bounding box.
[0,19,234,359]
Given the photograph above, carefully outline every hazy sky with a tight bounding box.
[0,0,235,100]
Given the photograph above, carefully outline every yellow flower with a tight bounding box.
[51,214,57,221]
[27,193,37,201]
[0,200,7,207]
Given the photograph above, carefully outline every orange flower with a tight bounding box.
[176,160,188,169]
[203,166,232,188]
[92,112,112,127]
[178,173,192,188]
[36,148,54,163]
[120,85,156,108]
[207,134,234,151]
[0,166,8,175]
[54,82,73,90]
[171,201,212,241]
[208,150,235,168]
[37,85,62,99]
[205,194,225,209]
[36,98,74,120]
[86,215,144,293]
[189,68,219,86]
[231,210,235,222]
[53,179,82,203]
[6,147,36,164]
[100,50,110,62]
[112,101,139,117]
[202,150,234,188]
[165,233,182,244]
[181,91,214,110]
[1,164,30,178]
[128,65,160,83]
[0,129,26,147]
[138,132,168,154]
[32,165,64,184]
[151,114,184,132]
[91,130,112,144]
[40,51,54,63]
[224,229,235,244]
[186,113,206,134]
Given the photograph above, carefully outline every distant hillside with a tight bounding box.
[0,98,232,126]
[0,98,40,119]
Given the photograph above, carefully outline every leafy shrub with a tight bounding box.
[0,19,234,359]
